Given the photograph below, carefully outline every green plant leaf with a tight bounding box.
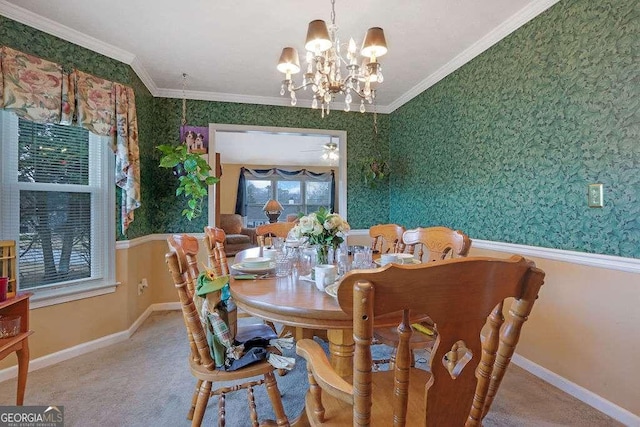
[157,143,215,221]
[183,158,198,172]
[159,156,180,168]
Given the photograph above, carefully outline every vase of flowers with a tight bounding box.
[291,207,350,272]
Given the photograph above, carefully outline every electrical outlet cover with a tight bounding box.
[588,183,603,208]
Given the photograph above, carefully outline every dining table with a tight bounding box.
[229,247,415,377]
[230,247,356,376]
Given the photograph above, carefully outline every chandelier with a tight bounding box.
[277,0,388,117]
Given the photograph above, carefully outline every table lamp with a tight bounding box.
[263,199,284,223]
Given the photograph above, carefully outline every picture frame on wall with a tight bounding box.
[180,125,208,154]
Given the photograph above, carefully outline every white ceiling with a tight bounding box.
[216,131,339,167]
[0,0,560,113]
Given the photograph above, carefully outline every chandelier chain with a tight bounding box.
[330,0,336,26]
[181,73,188,126]
[373,102,378,136]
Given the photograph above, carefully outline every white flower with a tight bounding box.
[295,208,349,246]
[298,215,317,234]
[312,221,323,235]
[323,214,340,231]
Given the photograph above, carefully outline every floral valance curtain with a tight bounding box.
[235,167,335,216]
[0,46,141,233]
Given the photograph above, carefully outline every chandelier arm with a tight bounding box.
[348,85,376,100]
[286,80,317,92]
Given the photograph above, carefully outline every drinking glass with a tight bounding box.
[336,248,350,275]
[275,255,292,277]
[352,252,366,269]
[273,237,285,251]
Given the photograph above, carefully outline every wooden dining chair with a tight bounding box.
[296,256,545,426]
[373,226,472,369]
[256,222,296,247]
[203,226,230,277]
[403,226,471,262]
[203,226,281,337]
[369,223,408,254]
[165,234,290,427]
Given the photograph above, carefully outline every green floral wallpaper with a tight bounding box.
[150,99,390,233]
[389,0,639,258]
[3,0,637,258]
[1,16,171,240]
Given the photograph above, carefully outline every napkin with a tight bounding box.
[299,274,314,283]
[233,274,257,280]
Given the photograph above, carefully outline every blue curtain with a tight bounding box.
[234,167,247,215]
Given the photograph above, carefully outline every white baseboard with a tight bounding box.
[0,303,180,383]
[512,354,639,426]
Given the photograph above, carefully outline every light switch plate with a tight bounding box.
[588,183,603,208]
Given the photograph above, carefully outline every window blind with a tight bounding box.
[0,111,113,293]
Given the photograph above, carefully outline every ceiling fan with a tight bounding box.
[301,138,339,163]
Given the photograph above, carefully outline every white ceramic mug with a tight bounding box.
[380,253,399,266]
[314,264,337,291]
[262,249,278,260]
[396,253,416,264]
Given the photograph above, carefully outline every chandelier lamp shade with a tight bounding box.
[277,0,387,117]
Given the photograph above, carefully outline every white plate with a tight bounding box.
[232,262,276,273]
[325,282,340,298]
[241,257,271,268]
[373,258,421,266]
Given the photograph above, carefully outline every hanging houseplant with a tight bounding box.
[362,105,390,188]
[362,156,390,188]
[157,73,218,220]
[157,143,218,220]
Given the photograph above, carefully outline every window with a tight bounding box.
[0,111,115,304]
[245,177,332,227]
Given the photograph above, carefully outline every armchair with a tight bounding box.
[218,214,256,256]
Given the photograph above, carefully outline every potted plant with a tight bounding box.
[157,144,219,220]
[361,106,390,189]
[362,156,390,188]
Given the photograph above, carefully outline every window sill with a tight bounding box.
[29,281,120,309]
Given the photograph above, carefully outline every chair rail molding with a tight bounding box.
[346,229,640,274]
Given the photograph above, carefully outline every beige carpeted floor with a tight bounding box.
[0,311,622,426]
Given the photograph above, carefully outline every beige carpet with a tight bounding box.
[0,311,621,426]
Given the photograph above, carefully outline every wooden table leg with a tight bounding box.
[16,340,29,405]
[326,329,354,377]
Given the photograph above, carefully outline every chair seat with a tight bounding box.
[235,323,277,342]
[226,234,251,245]
[190,357,277,382]
[374,324,436,350]
[304,369,430,426]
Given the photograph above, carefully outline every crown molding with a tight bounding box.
[155,88,390,113]
[386,0,562,112]
[130,56,159,96]
[0,0,135,64]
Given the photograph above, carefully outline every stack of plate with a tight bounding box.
[232,257,275,273]
[241,257,271,269]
